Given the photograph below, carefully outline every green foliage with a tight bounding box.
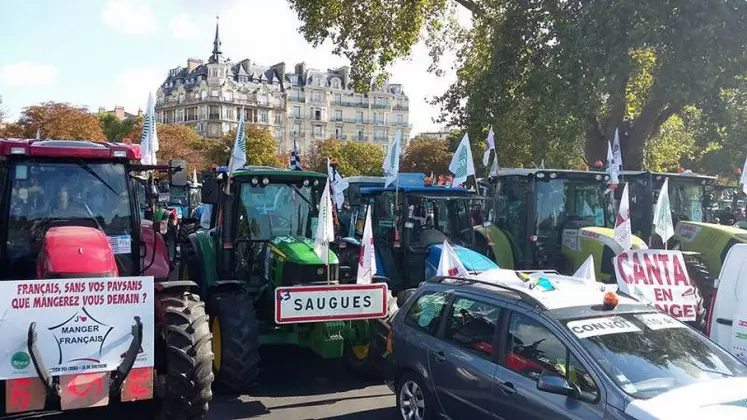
[217,125,282,168]
[306,138,384,175]
[99,113,141,142]
[1,102,106,141]
[402,136,451,174]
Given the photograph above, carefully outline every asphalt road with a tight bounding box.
[14,345,398,420]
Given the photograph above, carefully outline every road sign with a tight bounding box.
[275,283,388,324]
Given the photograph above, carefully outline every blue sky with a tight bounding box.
[0,0,466,136]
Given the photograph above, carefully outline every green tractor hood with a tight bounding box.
[269,235,339,265]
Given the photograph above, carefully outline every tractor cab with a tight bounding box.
[344,173,497,296]
[707,184,744,226]
[480,168,646,282]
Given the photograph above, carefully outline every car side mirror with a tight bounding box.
[201,178,219,205]
[537,370,579,398]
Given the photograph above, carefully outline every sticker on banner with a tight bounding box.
[634,313,688,331]
[613,250,698,321]
[567,316,641,338]
[108,235,131,255]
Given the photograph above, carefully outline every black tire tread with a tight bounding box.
[157,291,214,420]
[210,291,260,393]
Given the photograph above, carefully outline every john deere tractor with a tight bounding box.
[180,166,391,391]
[477,168,648,282]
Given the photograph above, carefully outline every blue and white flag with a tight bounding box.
[228,108,247,177]
[290,137,303,170]
[382,130,402,188]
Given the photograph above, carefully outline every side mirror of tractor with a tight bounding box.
[201,178,220,205]
[169,159,187,187]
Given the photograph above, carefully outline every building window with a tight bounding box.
[334,110,342,122]
[355,94,363,104]
[201,90,207,100]
[275,113,282,125]
[356,112,363,123]
[312,91,322,103]
[357,128,364,141]
[373,112,381,125]
[293,123,301,135]
[313,125,324,138]
[314,109,322,121]
[211,89,219,97]
[224,91,233,101]
[260,110,269,123]
[193,92,199,99]
[335,127,344,139]
[375,129,385,141]
[292,106,301,118]
[275,128,282,141]
[334,93,341,104]
[397,114,404,125]
[226,107,234,121]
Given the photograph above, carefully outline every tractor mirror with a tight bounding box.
[169,159,187,187]
[201,177,220,204]
[348,185,362,206]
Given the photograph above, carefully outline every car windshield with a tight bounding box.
[534,178,612,235]
[237,180,321,241]
[5,160,133,279]
[663,180,704,222]
[565,312,747,400]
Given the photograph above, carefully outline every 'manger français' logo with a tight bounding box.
[47,308,113,364]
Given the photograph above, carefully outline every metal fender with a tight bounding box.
[561,226,647,282]
[675,221,747,275]
[187,229,218,294]
[476,225,515,269]
[140,220,170,279]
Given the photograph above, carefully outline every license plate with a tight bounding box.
[275,283,389,324]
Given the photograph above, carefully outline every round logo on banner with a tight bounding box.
[11,352,30,370]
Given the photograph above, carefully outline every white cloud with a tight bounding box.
[0,61,57,87]
[169,14,200,39]
[102,0,156,36]
[110,67,165,113]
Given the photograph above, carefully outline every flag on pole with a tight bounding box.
[482,126,495,166]
[139,92,159,165]
[382,130,402,188]
[356,205,377,284]
[436,240,470,277]
[606,141,620,193]
[614,183,632,250]
[449,133,476,188]
[327,157,349,210]
[314,179,335,262]
[654,178,675,242]
[572,255,596,282]
[35,128,41,140]
[489,152,499,177]
[740,156,747,196]
[290,137,303,170]
[227,108,247,177]
[539,159,545,169]
[613,128,623,172]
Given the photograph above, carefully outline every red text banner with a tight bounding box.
[0,276,154,380]
[613,250,698,321]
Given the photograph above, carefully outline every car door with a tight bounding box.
[428,294,504,420]
[491,310,606,420]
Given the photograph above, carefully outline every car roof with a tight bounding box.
[422,269,651,318]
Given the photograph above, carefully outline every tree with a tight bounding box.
[215,125,282,168]
[402,136,451,175]
[155,124,215,172]
[306,138,384,176]
[289,0,747,169]
[99,113,141,142]
[3,102,106,141]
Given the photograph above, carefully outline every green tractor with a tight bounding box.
[477,168,648,282]
[179,166,391,392]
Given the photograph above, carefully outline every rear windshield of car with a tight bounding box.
[564,312,747,400]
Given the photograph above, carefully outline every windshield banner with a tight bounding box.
[0,277,154,380]
[613,250,698,321]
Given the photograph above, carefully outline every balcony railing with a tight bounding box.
[373,136,387,142]
[354,135,368,141]
[291,131,306,137]
[371,103,391,110]
[288,95,305,102]
[157,96,284,108]
[393,104,409,111]
[333,134,347,140]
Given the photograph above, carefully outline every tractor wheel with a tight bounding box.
[156,291,214,420]
[208,291,260,393]
[684,255,715,333]
[178,222,200,246]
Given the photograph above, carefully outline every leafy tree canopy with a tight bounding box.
[217,125,283,168]
[306,138,385,176]
[0,101,105,141]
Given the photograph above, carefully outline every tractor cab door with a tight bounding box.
[371,191,404,291]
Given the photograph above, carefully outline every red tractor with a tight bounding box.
[0,139,214,418]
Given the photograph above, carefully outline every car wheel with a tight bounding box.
[396,372,433,420]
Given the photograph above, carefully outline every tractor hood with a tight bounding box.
[425,243,498,278]
[269,235,339,265]
[575,226,648,252]
[676,221,747,241]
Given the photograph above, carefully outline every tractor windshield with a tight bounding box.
[534,178,612,235]
[237,181,321,241]
[4,160,134,279]
[168,185,189,206]
[664,180,704,223]
[405,194,484,246]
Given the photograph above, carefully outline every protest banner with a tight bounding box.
[0,277,154,380]
[613,250,698,321]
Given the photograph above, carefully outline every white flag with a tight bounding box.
[314,179,335,262]
[572,255,596,282]
[139,92,159,165]
[449,133,476,187]
[614,183,632,250]
[228,108,247,177]
[741,156,747,196]
[192,168,198,185]
[327,158,349,210]
[436,240,470,277]
[613,128,623,172]
[654,178,675,242]
[482,126,495,166]
[382,131,402,188]
[356,205,377,284]
[607,141,619,191]
[35,128,41,140]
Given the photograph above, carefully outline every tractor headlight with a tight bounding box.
[262,177,269,186]
[313,179,319,186]
[251,177,259,186]
[303,179,310,187]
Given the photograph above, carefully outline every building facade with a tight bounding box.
[155,19,410,152]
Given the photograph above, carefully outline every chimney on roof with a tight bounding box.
[187,58,203,72]
[114,106,125,120]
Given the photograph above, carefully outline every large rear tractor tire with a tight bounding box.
[208,291,260,393]
[178,223,200,246]
[684,255,715,333]
[157,291,214,420]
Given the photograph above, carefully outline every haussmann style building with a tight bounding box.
[154,19,411,153]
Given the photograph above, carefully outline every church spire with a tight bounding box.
[210,16,222,63]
